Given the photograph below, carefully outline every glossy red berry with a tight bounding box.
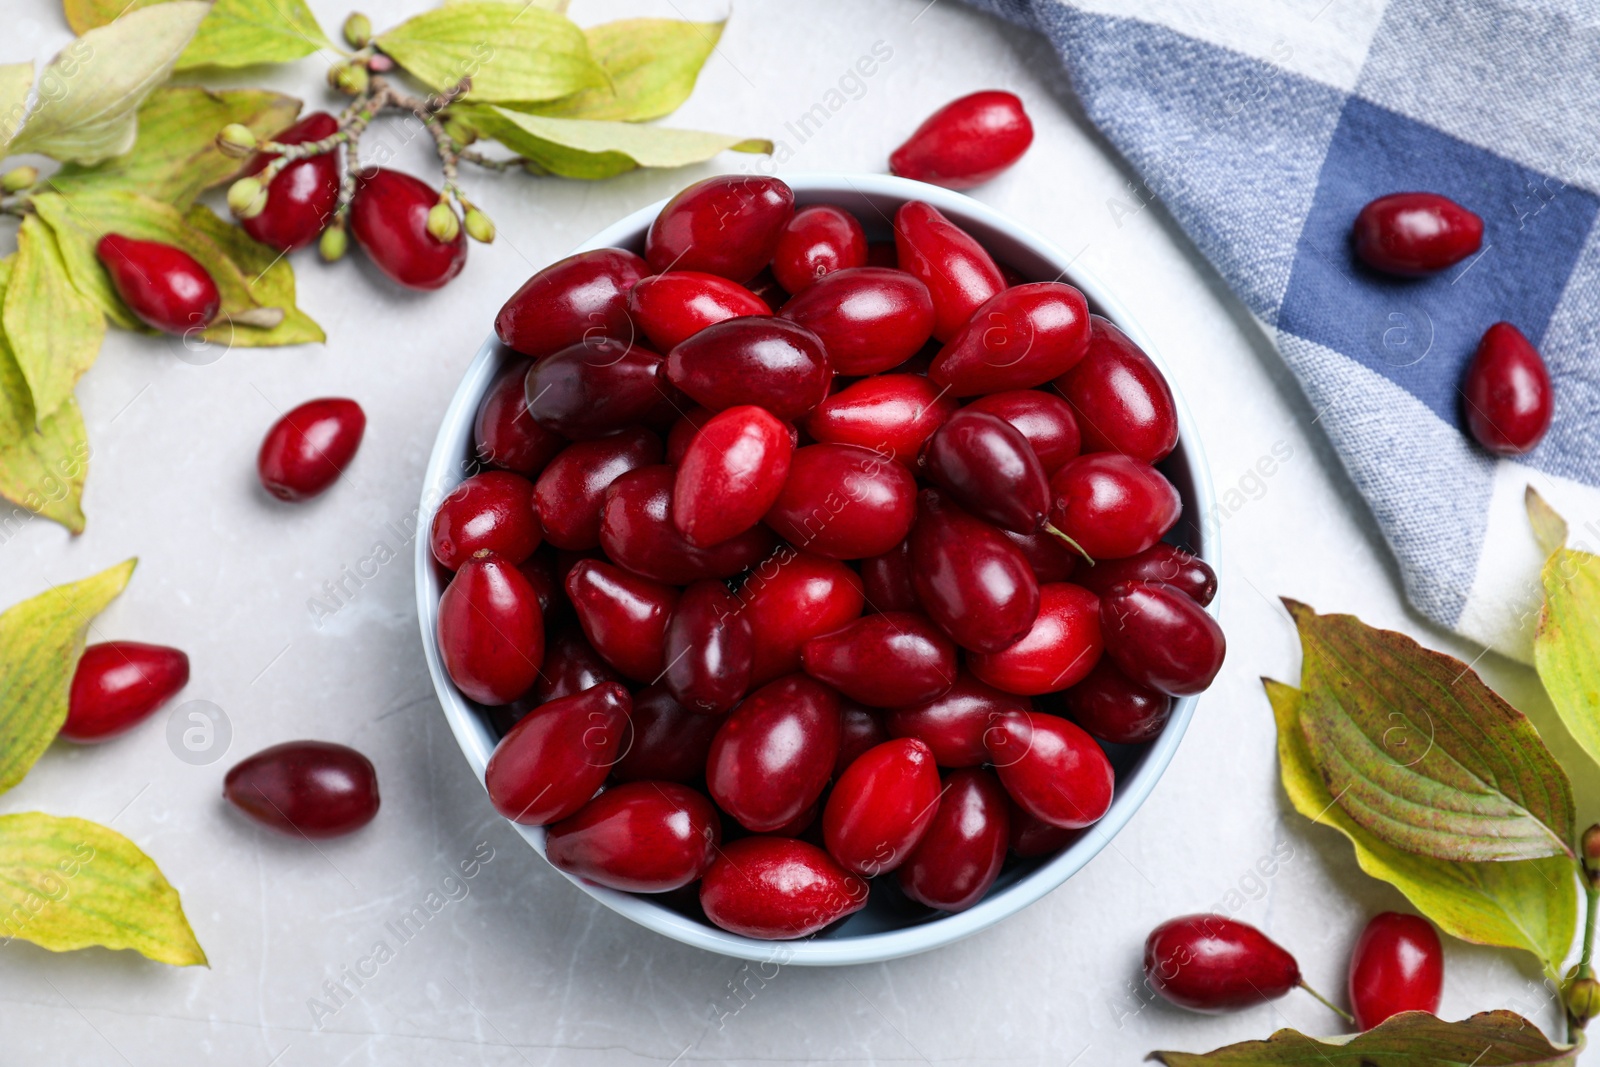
[1072,543,1216,606]
[524,338,667,441]
[699,836,867,940]
[533,627,622,705]
[495,248,648,359]
[349,168,466,290]
[803,375,955,466]
[802,611,957,707]
[1145,915,1301,1013]
[965,390,1081,474]
[257,397,365,501]
[241,112,340,252]
[764,444,919,560]
[1048,453,1181,561]
[889,91,1034,190]
[611,686,721,783]
[1348,912,1444,1030]
[836,701,890,778]
[545,781,721,893]
[437,555,545,705]
[984,710,1113,828]
[62,642,189,742]
[224,741,379,838]
[1353,193,1483,277]
[662,579,754,714]
[601,465,774,584]
[780,266,937,376]
[1100,581,1225,696]
[909,490,1041,654]
[430,471,541,570]
[772,205,868,293]
[1055,317,1179,464]
[740,549,866,685]
[884,672,1029,768]
[1461,322,1553,455]
[1063,659,1172,745]
[1007,797,1078,857]
[823,737,941,876]
[898,768,1010,912]
[96,234,220,334]
[533,428,662,551]
[474,359,565,477]
[894,201,1005,341]
[485,682,630,825]
[665,316,831,420]
[968,582,1102,696]
[1000,526,1079,583]
[645,175,795,282]
[627,270,769,352]
[860,540,920,613]
[565,559,678,683]
[922,409,1052,534]
[673,405,794,547]
[930,282,1091,395]
[707,674,841,833]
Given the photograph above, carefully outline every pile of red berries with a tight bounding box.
[432,173,1226,940]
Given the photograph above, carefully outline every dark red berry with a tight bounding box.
[1144,915,1301,1013]
[495,248,648,359]
[1461,322,1553,455]
[474,359,565,477]
[241,112,340,252]
[96,234,220,334]
[1063,659,1172,745]
[1048,453,1181,561]
[1072,543,1216,606]
[257,397,365,501]
[1055,316,1178,464]
[484,683,630,825]
[545,781,720,894]
[772,205,868,294]
[897,768,1010,911]
[437,555,545,705]
[664,316,831,421]
[1352,193,1483,276]
[930,282,1091,395]
[627,270,768,352]
[1100,581,1224,696]
[645,175,795,282]
[429,471,542,570]
[779,266,937,376]
[822,737,942,876]
[699,836,867,939]
[349,168,466,290]
[224,741,379,838]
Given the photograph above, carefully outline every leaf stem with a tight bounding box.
[1297,980,1356,1026]
[1043,522,1095,566]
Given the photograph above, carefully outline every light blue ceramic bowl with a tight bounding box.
[417,173,1217,966]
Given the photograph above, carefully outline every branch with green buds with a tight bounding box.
[217,57,495,256]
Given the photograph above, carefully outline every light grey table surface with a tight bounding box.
[1,0,1595,1063]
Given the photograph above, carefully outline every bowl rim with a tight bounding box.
[415,171,1218,966]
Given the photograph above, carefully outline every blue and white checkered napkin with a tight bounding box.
[966,0,1600,661]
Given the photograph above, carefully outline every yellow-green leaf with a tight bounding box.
[1288,599,1574,862]
[1534,547,1600,772]
[174,0,332,71]
[0,259,88,532]
[525,19,724,123]
[0,559,135,793]
[10,3,209,165]
[3,215,105,421]
[184,204,324,347]
[1526,486,1568,559]
[61,0,161,33]
[1267,679,1579,973]
[0,62,33,155]
[31,190,268,329]
[460,105,771,179]
[0,812,206,966]
[447,0,568,9]
[48,87,301,207]
[378,3,606,106]
[1150,1009,1578,1065]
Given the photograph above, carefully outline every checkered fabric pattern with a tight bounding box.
[966,0,1600,661]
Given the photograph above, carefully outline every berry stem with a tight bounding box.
[1043,522,1095,566]
[1297,980,1355,1026]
